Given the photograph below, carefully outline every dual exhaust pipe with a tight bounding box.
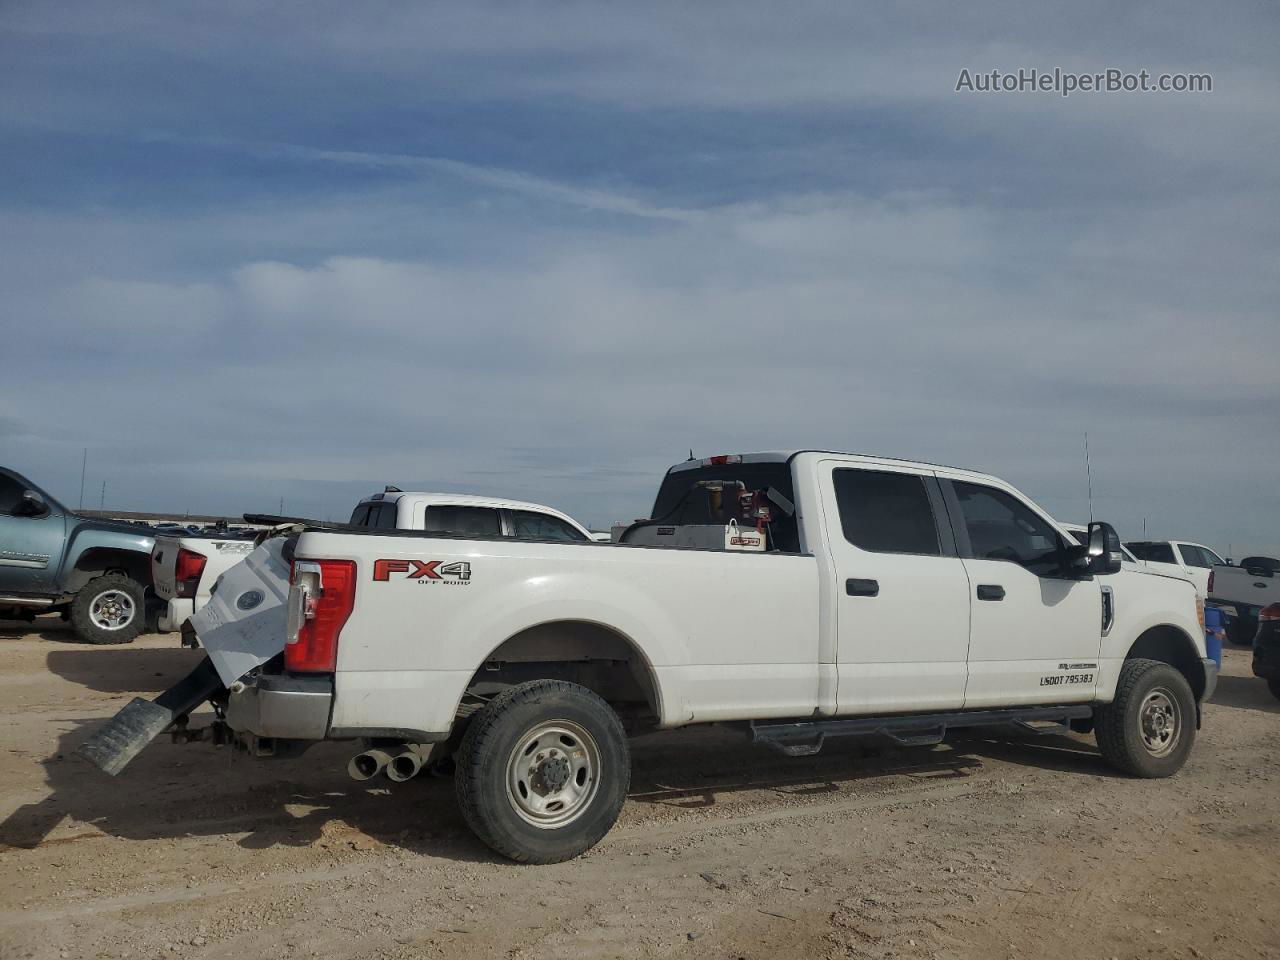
[347,745,429,783]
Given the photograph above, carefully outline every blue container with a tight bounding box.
[1204,606,1224,668]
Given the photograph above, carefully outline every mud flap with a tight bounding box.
[78,657,224,776]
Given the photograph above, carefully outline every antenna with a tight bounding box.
[1084,432,1094,523]
[78,448,87,511]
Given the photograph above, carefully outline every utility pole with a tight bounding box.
[100,481,106,512]
[279,496,285,514]
[78,448,87,511]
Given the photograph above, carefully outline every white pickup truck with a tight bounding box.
[150,491,592,634]
[83,451,1215,864]
[1207,556,1280,644]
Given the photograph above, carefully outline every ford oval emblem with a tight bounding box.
[236,589,265,611]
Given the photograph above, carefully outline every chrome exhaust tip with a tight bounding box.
[347,749,393,781]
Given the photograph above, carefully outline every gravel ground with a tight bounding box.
[1,619,1277,960]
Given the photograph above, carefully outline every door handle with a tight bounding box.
[976,584,1005,601]
[845,578,879,597]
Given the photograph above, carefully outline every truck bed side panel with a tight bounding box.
[297,533,821,734]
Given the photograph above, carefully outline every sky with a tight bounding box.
[1,2,1277,553]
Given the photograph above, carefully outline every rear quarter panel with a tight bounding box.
[297,533,820,735]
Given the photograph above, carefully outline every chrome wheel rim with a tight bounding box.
[506,720,601,829]
[1138,687,1181,757]
[89,589,136,631]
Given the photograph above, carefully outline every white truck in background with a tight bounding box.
[1207,555,1280,645]
[150,490,592,633]
[85,451,1214,864]
[1124,540,1225,598]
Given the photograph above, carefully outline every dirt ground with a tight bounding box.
[0,620,1276,960]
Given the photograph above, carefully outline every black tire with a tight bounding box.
[1095,658,1196,778]
[455,680,630,864]
[1267,677,1280,702]
[69,573,146,645]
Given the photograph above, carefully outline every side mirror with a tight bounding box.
[1086,521,1124,575]
[17,490,49,517]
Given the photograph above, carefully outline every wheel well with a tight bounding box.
[463,621,662,730]
[1126,625,1205,701]
[67,549,151,595]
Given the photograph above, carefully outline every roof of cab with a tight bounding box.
[668,450,980,477]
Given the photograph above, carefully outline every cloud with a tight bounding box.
[0,1,1277,552]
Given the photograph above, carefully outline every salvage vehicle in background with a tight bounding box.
[152,489,592,634]
[1208,555,1280,647]
[0,466,156,644]
[152,488,591,640]
[84,450,1214,864]
[1124,540,1224,598]
[1249,602,1280,701]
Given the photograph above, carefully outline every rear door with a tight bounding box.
[819,461,972,713]
[942,479,1101,707]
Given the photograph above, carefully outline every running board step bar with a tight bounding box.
[750,704,1094,757]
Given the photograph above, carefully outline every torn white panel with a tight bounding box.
[190,538,291,687]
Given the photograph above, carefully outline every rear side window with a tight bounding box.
[348,504,372,526]
[423,506,501,537]
[950,481,1062,577]
[508,510,588,542]
[1129,542,1176,564]
[832,469,940,556]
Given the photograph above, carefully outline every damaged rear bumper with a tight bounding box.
[225,675,333,740]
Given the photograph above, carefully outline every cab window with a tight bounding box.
[423,506,501,537]
[348,504,372,526]
[508,510,588,542]
[950,482,1063,577]
[832,468,940,556]
[0,474,26,515]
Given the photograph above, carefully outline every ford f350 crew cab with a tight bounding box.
[82,451,1216,863]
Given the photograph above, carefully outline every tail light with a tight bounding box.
[174,548,208,598]
[1260,603,1280,623]
[1207,570,1214,593]
[285,559,356,673]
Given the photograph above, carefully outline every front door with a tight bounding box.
[942,479,1101,707]
[820,462,973,714]
[0,473,66,593]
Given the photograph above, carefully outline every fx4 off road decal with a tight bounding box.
[373,559,472,585]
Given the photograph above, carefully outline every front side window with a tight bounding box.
[951,481,1063,577]
[832,468,940,556]
[0,474,26,515]
[508,510,588,542]
[1178,544,1211,568]
[423,506,501,537]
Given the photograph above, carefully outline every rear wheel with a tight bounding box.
[70,574,146,645]
[455,680,629,863]
[1095,658,1196,778]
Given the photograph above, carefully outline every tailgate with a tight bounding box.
[189,537,292,686]
[150,536,184,601]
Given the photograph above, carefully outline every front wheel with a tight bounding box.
[70,574,146,645]
[455,680,630,864]
[1095,658,1196,778]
